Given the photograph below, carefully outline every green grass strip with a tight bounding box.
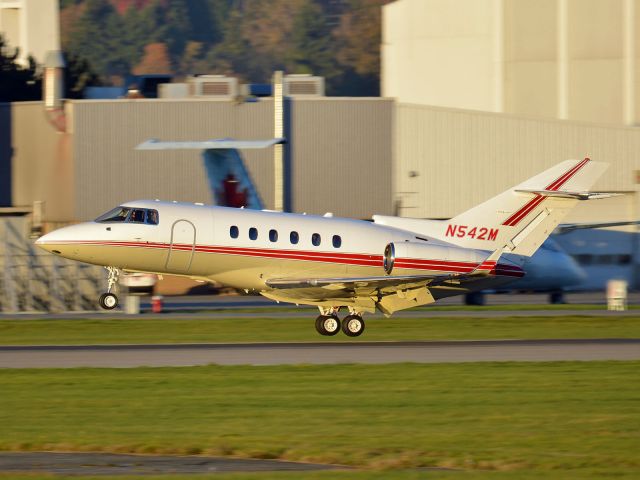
[1,315,640,345]
[1,362,639,478]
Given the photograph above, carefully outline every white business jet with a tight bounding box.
[36,150,613,336]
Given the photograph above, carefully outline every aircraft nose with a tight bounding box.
[35,231,59,254]
[35,225,84,256]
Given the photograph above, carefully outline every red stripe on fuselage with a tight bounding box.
[47,240,524,277]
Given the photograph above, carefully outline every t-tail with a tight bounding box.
[375,158,616,257]
[136,138,283,210]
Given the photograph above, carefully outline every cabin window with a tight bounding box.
[332,235,342,248]
[130,209,146,223]
[230,226,239,238]
[312,233,321,246]
[146,209,159,225]
[290,231,299,244]
[269,229,278,242]
[249,227,258,240]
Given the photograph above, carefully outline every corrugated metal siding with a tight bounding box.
[71,98,394,221]
[291,98,394,218]
[395,103,640,220]
[72,99,275,220]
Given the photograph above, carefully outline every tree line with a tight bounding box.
[61,0,389,96]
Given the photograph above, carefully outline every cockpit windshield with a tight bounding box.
[95,206,159,225]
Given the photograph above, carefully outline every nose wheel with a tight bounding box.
[98,266,121,310]
[98,292,118,310]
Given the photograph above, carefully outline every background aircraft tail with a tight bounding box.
[137,138,283,210]
[203,148,263,209]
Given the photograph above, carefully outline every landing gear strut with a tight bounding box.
[315,307,365,337]
[98,266,120,310]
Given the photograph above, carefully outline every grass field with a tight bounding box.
[1,362,639,478]
[1,315,640,345]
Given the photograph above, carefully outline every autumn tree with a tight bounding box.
[332,0,390,95]
[133,42,172,75]
[64,51,102,98]
[66,0,129,80]
[59,0,390,95]
[287,0,336,78]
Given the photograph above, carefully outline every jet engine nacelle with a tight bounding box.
[383,241,486,275]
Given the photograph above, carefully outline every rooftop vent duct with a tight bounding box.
[283,74,325,97]
[188,75,238,99]
[43,50,65,110]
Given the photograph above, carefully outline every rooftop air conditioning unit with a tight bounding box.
[188,75,238,99]
[283,74,325,97]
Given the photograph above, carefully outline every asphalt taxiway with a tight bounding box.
[0,452,340,475]
[1,339,638,368]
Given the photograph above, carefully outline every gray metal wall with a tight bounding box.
[395,103,640,222]
[8,102,75,221]
[71,97,394,221]
[72,99,275,220]
[290,98,394,218]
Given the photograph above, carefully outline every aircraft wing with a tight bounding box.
[264,268,513,315]
[262,248,519,315]
[267,273,441,292]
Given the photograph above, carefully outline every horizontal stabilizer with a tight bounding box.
[555,220,640,234]
[515,189,623,200]
[136,138,284,151]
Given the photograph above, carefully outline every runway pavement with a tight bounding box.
[0,452,340,475]
[1,339,638,368]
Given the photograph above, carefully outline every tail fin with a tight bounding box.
[136,138,284,210]
[444,158,609,256]
[203,148,263,209]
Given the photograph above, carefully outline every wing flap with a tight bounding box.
[265,273,455,294]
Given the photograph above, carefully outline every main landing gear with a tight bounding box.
[98,266,120,310]
[315,307,365,337]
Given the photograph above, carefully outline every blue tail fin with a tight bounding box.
[203,148,263,209]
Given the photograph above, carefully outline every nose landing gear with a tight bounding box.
[98,266,121,310]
